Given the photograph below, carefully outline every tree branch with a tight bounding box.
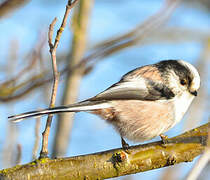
[39,0,79,158]
[52,0,93,158]
[0,123,209,179]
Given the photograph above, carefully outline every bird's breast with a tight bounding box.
[172,91,195,124]
[92,93,194,142]
[108,100,176,142]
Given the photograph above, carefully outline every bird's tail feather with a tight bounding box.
[8,101,111,123]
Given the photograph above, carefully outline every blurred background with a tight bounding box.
[0,0,209,179]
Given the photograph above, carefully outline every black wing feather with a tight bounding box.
[90,78,174,101]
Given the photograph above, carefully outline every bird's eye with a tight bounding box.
[180,79,187,85]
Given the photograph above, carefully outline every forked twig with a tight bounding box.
[39,0,79,158]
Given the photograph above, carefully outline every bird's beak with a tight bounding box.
[190,90,197,96]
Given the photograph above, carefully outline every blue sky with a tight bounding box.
[0,0,210,179]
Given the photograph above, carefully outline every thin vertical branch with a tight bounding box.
[32,118,41,160]
[39,17,59,158]
[52,0,93,158]
[14,144,22,165]
[39,0,79,158]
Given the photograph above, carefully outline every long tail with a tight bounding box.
[8,101,111,123]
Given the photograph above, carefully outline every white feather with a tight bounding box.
[173,91,195,125]
[9,102,112,122]
[101,77,147,94]
[178,60,201,91]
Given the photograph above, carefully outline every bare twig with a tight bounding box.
[39,0,79,158]
[52,0,93,158]
[14,144,22,165]
[2,123,18,167]
[1,28,209,102]
[0,0,29,18]
[32,118,41,160]
[0,33,46,88]
[84,0,181,65]
[39,18,59,158]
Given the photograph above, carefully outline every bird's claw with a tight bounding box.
[160,134,168,144]
[121,137,130,152]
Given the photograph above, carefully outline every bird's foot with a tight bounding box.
[121,137,130,152]
[160,134,168,144]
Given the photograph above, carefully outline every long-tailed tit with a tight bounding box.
[8,60,200,149]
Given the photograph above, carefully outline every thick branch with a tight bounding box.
[0,123,209,180]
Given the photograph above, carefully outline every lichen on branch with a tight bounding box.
[0,122,208,180]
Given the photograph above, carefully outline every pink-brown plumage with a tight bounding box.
[128,66,163,82]
[94,100,174,142]
[8,60,200,149]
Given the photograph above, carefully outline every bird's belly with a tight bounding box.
[110,100,175,142]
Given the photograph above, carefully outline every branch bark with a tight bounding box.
[40,17,60,158]
[0,122,209,180]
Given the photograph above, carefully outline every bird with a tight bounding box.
[8,60,200,149]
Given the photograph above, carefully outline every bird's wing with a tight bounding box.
[90,66,175,101]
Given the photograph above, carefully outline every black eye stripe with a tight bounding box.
[156,60,193,86]
[180,79,187,85]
